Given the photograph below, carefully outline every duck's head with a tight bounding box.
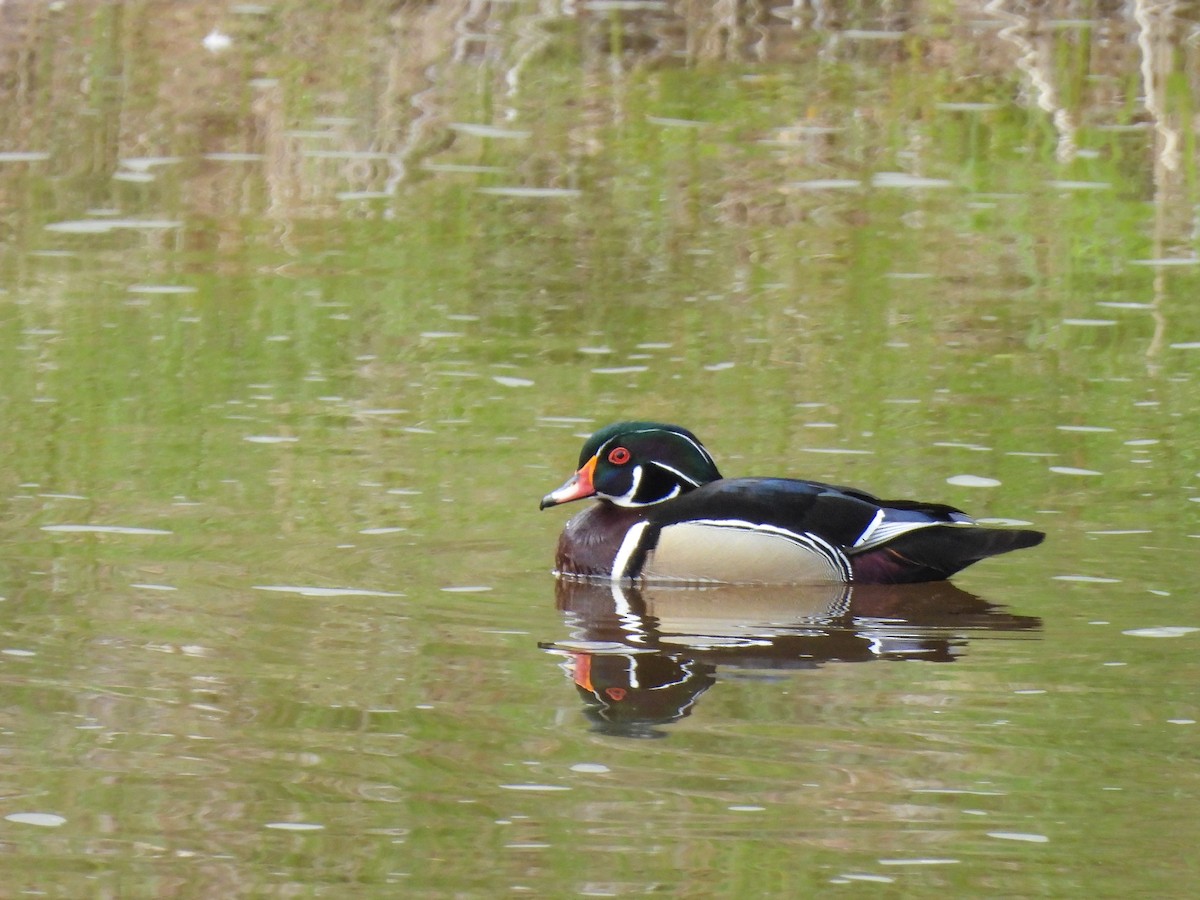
[540,421,722,510]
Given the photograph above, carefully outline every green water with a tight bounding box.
[1,2,1198,896]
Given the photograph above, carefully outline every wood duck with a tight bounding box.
[540,421,1045,585]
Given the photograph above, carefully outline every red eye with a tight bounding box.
[608,446,631,465]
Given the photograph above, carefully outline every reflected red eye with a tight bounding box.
[608,446,631,465]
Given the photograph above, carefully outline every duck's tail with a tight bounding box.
[850,526,1045,584]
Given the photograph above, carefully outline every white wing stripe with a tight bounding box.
[854,519,945,550]
[853,508,885,547]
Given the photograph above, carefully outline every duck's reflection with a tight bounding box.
[541,579,1041,738]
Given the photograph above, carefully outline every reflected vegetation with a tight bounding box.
[545,579,1041,737]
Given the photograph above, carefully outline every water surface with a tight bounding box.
[1,2,1198,896]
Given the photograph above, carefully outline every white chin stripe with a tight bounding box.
[605,466,682,508]
[606,465,644,507]
[609,468,667,511]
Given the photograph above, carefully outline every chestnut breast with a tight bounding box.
[554,502,648,578]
